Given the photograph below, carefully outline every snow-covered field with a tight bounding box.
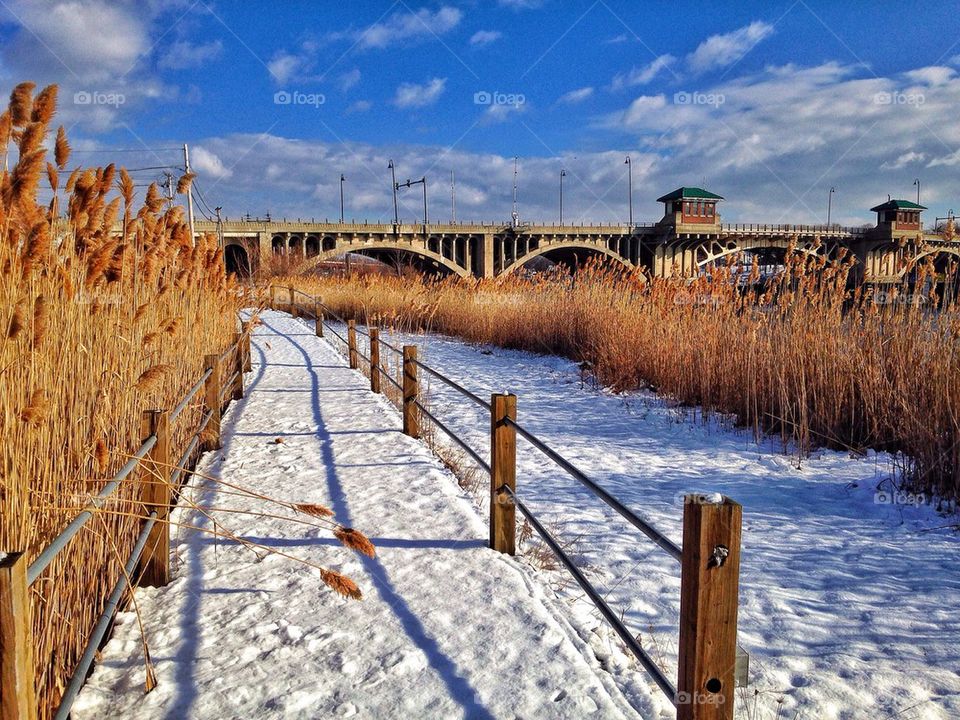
[358,322,960,720]
[74,310,960,720]
[74,312,644,720]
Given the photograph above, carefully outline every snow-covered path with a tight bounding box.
[73,311,644,720]
[364,325,960,720]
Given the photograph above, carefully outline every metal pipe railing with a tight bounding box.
[27,436,158,585]
[170,367,213,423]
[504,416,682,563]
[503,485,678,702]
[413,399,491,473]
[53,511,158,720]
[414,359,492,412]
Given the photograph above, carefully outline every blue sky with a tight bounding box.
[3,1,960,225]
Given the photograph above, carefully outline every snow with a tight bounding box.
[351,322,960,720]
[73,309,960,720]
[72,311,644,720]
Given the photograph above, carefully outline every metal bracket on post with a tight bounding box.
[677,494,742,720]
[489,393,517,555]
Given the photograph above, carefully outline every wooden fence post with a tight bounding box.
[677,495,742,720]
[402,345,419,438]
[241,321,252,372]
[203,353,222,450]
[0,553,37,720]
[288,286,297,318]
[269,285,276,310]
[489,394,517,555]
[231,334,244,400]
[347,320,358,369]
[369,328,381,394]
[138,410,171,587]
[314,301,323,337]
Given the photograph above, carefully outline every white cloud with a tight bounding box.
[358,6,462,50]
[482,101,526,124]
[159,40,223,70]
[611,54,676,90]
[339,69,361,91]
[470,30,503,47]
[903,66,955,86]
[346,100,373,114]
[497,0,543,9]
[191,147,232,180]
[881,151,926,170]
[558,87,593,104]
[267,52,304,84]
[687,21,773,74]
[394,78,446,108]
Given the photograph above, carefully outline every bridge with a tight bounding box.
[203,188,960,285]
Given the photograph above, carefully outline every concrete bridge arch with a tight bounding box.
[500,240,633,275]
[305,241,471,277]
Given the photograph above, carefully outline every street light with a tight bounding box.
[396,176,428,226]
[388,160,399,224]
[624,155,633,227]
[827,186,835,227]
[559,169,566,225]
[913,178,921,206]
[339,174,346,223]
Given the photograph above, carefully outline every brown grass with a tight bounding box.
[280,252,960,500]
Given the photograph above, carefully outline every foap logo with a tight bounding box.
[675,690,724,707]
[673,291,724,307]
[473,90,525,107]
[874,90,925,107]
[273,90,325,108]
[874,489,928,507]
[673,91,725,108]
[73,90,125,107]
[869,291,927,306]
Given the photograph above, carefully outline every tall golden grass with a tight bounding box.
[282,252,960,500]
[0,81,242,716]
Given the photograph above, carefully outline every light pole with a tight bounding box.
[511,156,519,226]
[913,178,921,206]
[827,186,835,227]
[559,169,566,225]
[450,170,456,224]
[396,176,428,225]
[624,155,633,227]
[388,160,399,224]
[339,174,346,223]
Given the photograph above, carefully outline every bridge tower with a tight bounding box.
[648,187,724,277]
[849,198,927,283]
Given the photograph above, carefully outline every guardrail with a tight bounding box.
[277,285,745,720]
[0,322,253,720]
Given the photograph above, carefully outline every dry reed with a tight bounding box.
[282,253,960,501]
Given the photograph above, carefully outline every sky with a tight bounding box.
[2,0,960,227]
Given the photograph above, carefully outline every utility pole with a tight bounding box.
[624,155,633,227]
[388,160,399,224]
[183,144,197,247]
[450,170,456,224]
[214,206,224,248]
[511,156,519,227]
[827,186,835,227]
[340,173,346,223]
[396,176,428,225]
[559,169,566,225]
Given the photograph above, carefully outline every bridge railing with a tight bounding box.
[279,285,746,720]
[721,222,869,235]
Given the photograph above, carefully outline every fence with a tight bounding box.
[0,323,252,720]
[277,285,745,720]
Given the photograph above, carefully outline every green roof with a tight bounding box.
[870,199,927,212]
[657,187,724,203]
